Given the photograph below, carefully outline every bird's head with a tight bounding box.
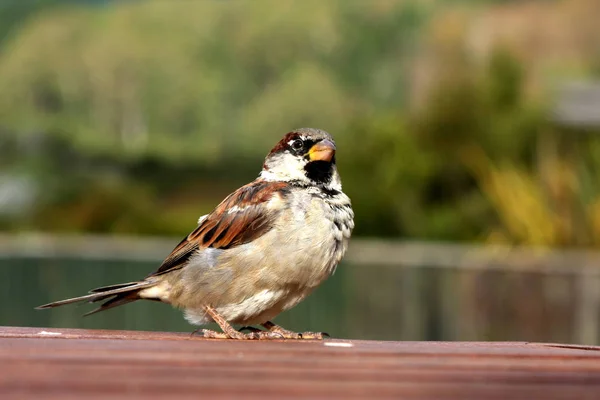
[260,128,341,191]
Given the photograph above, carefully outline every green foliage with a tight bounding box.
[0,0,598,245]
[0,0,432,237]
[0,0,425,163]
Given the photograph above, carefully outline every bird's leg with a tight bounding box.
[261,321,329,340]
[200,305,258,339]
[200,306,282,339]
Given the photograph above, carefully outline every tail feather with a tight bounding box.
[36,281,155,314]
[83,294,139,316]
[88,282,143,294]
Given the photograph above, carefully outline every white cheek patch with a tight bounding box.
[260,153,310,183]
[259,170,279,181]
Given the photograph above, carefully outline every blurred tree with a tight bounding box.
[0,0,110,43]
[0,0,431,236]
[0,0,599,246]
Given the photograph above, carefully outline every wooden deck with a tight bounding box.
[1,327,600,399]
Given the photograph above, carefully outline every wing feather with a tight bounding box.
[150,180,289,276]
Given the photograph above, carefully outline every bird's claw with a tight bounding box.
[298,331,329,340]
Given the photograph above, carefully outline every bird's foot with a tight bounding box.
[199,328,254,340]
[261,321,329,340]
[297,331,330,340]
[197,329,229,339]
[238,326,285,339]
[198,328,284,340]
[198,306,288,339]
[190,328,205,338]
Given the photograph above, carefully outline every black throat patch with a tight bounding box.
[304,160,334,185]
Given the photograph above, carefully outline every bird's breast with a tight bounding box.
[264,191,354,285]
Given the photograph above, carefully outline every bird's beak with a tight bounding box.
[308,139,336,162]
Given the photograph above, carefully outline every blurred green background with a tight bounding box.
[2,0,600,343]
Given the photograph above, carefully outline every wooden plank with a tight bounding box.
[1,327,600,399]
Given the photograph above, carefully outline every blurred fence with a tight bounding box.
[1,234,599,344]
[351,239,600,344]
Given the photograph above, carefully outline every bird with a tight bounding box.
[37,128,354,340]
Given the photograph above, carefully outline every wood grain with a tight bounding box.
[1,326,599,399]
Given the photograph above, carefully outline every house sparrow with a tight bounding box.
[37,128,354,340]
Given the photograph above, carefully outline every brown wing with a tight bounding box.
[150,180,290,276]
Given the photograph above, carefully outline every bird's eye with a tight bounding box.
[290,139,303,151]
